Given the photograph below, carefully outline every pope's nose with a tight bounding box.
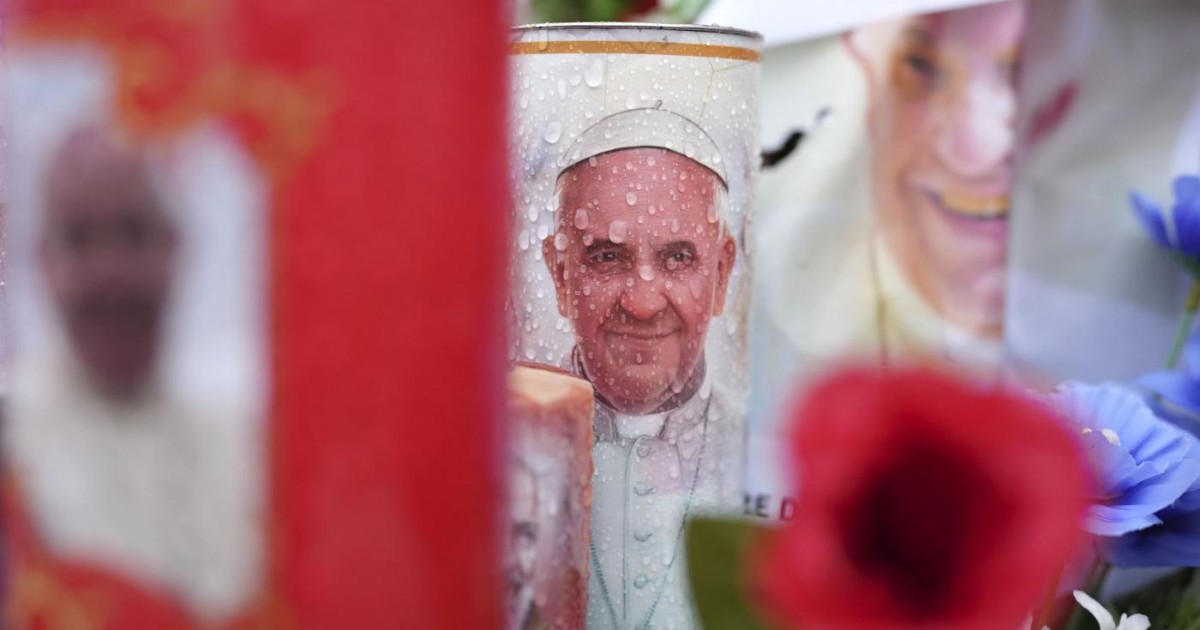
[617,268,669,320]
[936,76,1015,179]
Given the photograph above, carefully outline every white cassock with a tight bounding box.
[758,214,1003,370]
[5,354,262,621]
[583,364,741,630]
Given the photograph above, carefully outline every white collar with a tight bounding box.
[589,367,713,443]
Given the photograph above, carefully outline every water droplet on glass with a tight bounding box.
[584,58,605,87]
[527,204,539,222]
[638,265,655,281]
[609,219,628,243]
[574,208,589,229]
[670,219,680,233]
[557,79,567,99]
[707,202,719,224]
[647,155,656,166]
[554,232,569,251]
[543,120,563,144]
[626,191,638,206]
[518,229,530,251]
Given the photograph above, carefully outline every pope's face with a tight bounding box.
[39,128,178,400]
[507,462,538,591]
[544,148,735,415]
[854,1,1022,337]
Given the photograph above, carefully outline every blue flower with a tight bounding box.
[1132,174,1200,276]
[1105,483,1200,567]
[1139,329,1200,419]
[1046,383,1200,538]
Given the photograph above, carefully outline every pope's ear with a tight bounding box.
[712,233,736,317]
[542,233,571,318]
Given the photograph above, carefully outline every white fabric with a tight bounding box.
[584,368,740,630]
[5,354,263,620]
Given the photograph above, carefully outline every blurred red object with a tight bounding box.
[754,368,1091,630]
[4,1,507,628]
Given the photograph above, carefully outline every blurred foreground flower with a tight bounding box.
[1132,174,1200,367]
[1046,383,1200,541]
[1071,590,1151,630]
[752,368,1091,630]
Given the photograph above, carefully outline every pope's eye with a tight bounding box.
[585,249,628,272]
[664,249,695,270]
[904,54,938,78]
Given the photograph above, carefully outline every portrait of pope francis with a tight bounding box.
[541,107,744,630]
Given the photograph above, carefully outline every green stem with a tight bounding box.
[1167,281,1200,370]
[1064,560,1111,630]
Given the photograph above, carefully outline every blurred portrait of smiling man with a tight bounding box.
[848,0,1022,346]
[6,123,261,622]
[543,107,741,630]
[757,1,1021,374]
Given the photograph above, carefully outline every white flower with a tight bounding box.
[1072,590,1151,630]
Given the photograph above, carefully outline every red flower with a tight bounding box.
[753,368,1092,630]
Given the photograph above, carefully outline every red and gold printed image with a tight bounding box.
[3,1,508,628]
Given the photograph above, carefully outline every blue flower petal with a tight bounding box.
[1173,175,1200,208]
[1121,454,1200,517]
[1049,383,1200,537]
[1081,432,1157,496]
[1132,192,1170,248]
[1167,482,1200,515]
[1060,385,1194,467]
[1088,504,1162,536]
[1184,337,1200,383]
[1106,509,1200,567]
[1174,197,1200,255]
[1140,371,1200,414]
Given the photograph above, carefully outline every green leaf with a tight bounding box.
[1168,570,1200,630]
[1111,568,1192,629]
[685,516,772,630]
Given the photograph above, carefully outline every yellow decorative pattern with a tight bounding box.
[510,40,760,62]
